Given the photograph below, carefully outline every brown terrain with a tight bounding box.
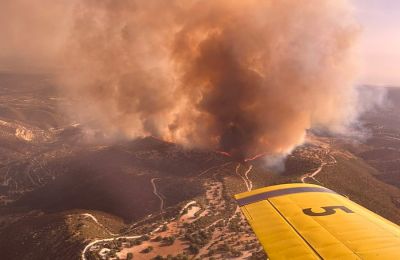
[0,73,399,260]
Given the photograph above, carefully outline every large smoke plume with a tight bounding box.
[3,0,360,160]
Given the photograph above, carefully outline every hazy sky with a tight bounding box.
[354,0,400,86]
[0,0,399,86]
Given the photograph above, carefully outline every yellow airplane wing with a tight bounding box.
[235,183,400,259]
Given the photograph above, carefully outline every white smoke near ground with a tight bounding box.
[263,154,289,173]
[1,0,366,161]
[356,85,388,113]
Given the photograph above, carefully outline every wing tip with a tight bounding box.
[235,183,336,206]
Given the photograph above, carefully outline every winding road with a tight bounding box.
[81,213,117,236]
[80,213,143,260]
[300,163,325,184]
[236,163,253,191]
[151,178,164,214]
[244,165,253,191]
[81,234,141,260]
[300,148,337,184]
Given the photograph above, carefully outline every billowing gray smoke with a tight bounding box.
[1,0,361,160]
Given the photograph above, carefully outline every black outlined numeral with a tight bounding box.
[303,206,354,216]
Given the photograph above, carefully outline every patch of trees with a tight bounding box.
[160,224,168,232]
[153,253,189,260]
[152,235,162,242]
[228,217,242,232]
[161,236,176,246]
[141,246,153,253]
[184,229,211,249]
[250,250,268,260]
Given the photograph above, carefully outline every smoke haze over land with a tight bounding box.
[1,0,360,160]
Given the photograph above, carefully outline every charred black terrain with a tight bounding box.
[1,74,400,260]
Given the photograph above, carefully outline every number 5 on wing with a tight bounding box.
[303,206,354,216]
